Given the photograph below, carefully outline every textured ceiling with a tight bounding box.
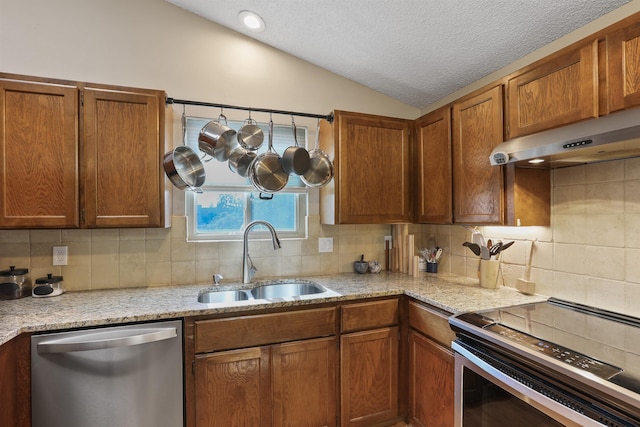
[165,0,630,109]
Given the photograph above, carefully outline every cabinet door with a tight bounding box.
[340,327,399,427]
[272,337,337,427]
[408,331,454,427]
[82,87,165,227]
[452,86,504,224]
[414,107,452,224]
[322,111,411,224]
[0,79,79,228]
[195,347,271,427]
[507,40,598,138]
[608,21,640,112]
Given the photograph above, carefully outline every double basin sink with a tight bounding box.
[197,279,340,305]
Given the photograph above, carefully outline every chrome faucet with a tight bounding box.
[242,220,281,284]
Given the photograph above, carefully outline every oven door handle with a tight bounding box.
[453,341,607,427]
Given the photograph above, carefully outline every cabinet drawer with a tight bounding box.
[408,301,456,348]
[341,298,399,332]
[195,307,337,353]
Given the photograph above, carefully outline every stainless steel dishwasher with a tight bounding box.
[31,319,183,427]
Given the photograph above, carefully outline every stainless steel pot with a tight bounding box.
[249,118,288,193]
[237,114,264,151]
[198,114,237,161]
[228,146,257,177]
[282,117,310,175]
[301,120,334,188]
[163,145,205,192]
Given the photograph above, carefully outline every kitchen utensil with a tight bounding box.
[489,241,503,256]
[480,245,490,260]
[463,242,481,256]
[32,273,64,297]
[198,113,237,161]
[516,240,536,294]
[249,116,289,193]
[499,240,515,252]
[236,112,264,150]
[354,254,368,274]
[301,120,334,188]
[281,116,310,175]
[0,265,31,300]
[163,145,205,192]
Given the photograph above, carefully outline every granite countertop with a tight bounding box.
[0,271,546,346]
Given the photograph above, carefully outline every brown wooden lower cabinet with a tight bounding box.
[340,326,399,427]
[408,330,454,427]
[195,337,338,427]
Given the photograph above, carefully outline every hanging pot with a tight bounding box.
[163,145,205,192]
[249,117,288,193]
[281,116,310,175]
[237,113,264,151]
[198,113,237,161]
[228,146,257,177]
[301,119,334,188]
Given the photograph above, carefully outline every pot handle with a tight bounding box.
[291,116,300,147]
[259,193,274,200]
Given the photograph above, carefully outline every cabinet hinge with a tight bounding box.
[80,91,84,107]
[81,208,85,224]
[192,360,196,375]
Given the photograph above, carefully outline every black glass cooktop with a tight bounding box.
[451,298,640,397]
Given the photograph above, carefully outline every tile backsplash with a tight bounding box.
[2,157,639,316]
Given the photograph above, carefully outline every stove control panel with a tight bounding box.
[485,324,622,380]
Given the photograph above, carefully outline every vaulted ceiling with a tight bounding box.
[165,0,631,108]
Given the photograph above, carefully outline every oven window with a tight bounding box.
[463,368,564,427]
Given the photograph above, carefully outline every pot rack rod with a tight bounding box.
[166,97,334,123]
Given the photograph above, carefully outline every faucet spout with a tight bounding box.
[242,220,281,284]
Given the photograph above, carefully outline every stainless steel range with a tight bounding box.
[449,298,640,427]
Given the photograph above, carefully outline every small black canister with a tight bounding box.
[0,266,31,300]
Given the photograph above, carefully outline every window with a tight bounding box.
[184,116,308,241]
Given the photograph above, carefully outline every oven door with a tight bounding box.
[453,340,611,427]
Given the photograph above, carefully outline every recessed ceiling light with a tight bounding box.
[239,10,265,32]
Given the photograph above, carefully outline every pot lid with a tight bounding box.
[35,273,63,284]
[0,266,28,276]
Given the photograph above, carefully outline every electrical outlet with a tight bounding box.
[384,235,392,248]
[318,237,333,253]
[53,246,68,266]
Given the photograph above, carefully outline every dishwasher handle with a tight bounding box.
[37,327,178,354]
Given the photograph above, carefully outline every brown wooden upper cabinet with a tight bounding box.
[452,86,505,224]
[0,74,166,229]
[414,107,452,224]
[607,20,640,112]
[506,40,598,138]
[320,110,412,224]
[0,78,79,228]
[81,86,165,228]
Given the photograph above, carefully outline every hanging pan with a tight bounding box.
[248,116,288,194]
[281,116,310,175]
[163,109,205,192]
[301,119,334,188]
[163,146,205,193]
[236,111,264,151]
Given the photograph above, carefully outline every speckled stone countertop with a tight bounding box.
[0,271,546,346]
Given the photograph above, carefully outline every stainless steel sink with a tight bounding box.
[250,280,327,299]
[197,279,340,304]
[197,289,251,304]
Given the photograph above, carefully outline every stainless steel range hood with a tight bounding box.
[489,108,640,168]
